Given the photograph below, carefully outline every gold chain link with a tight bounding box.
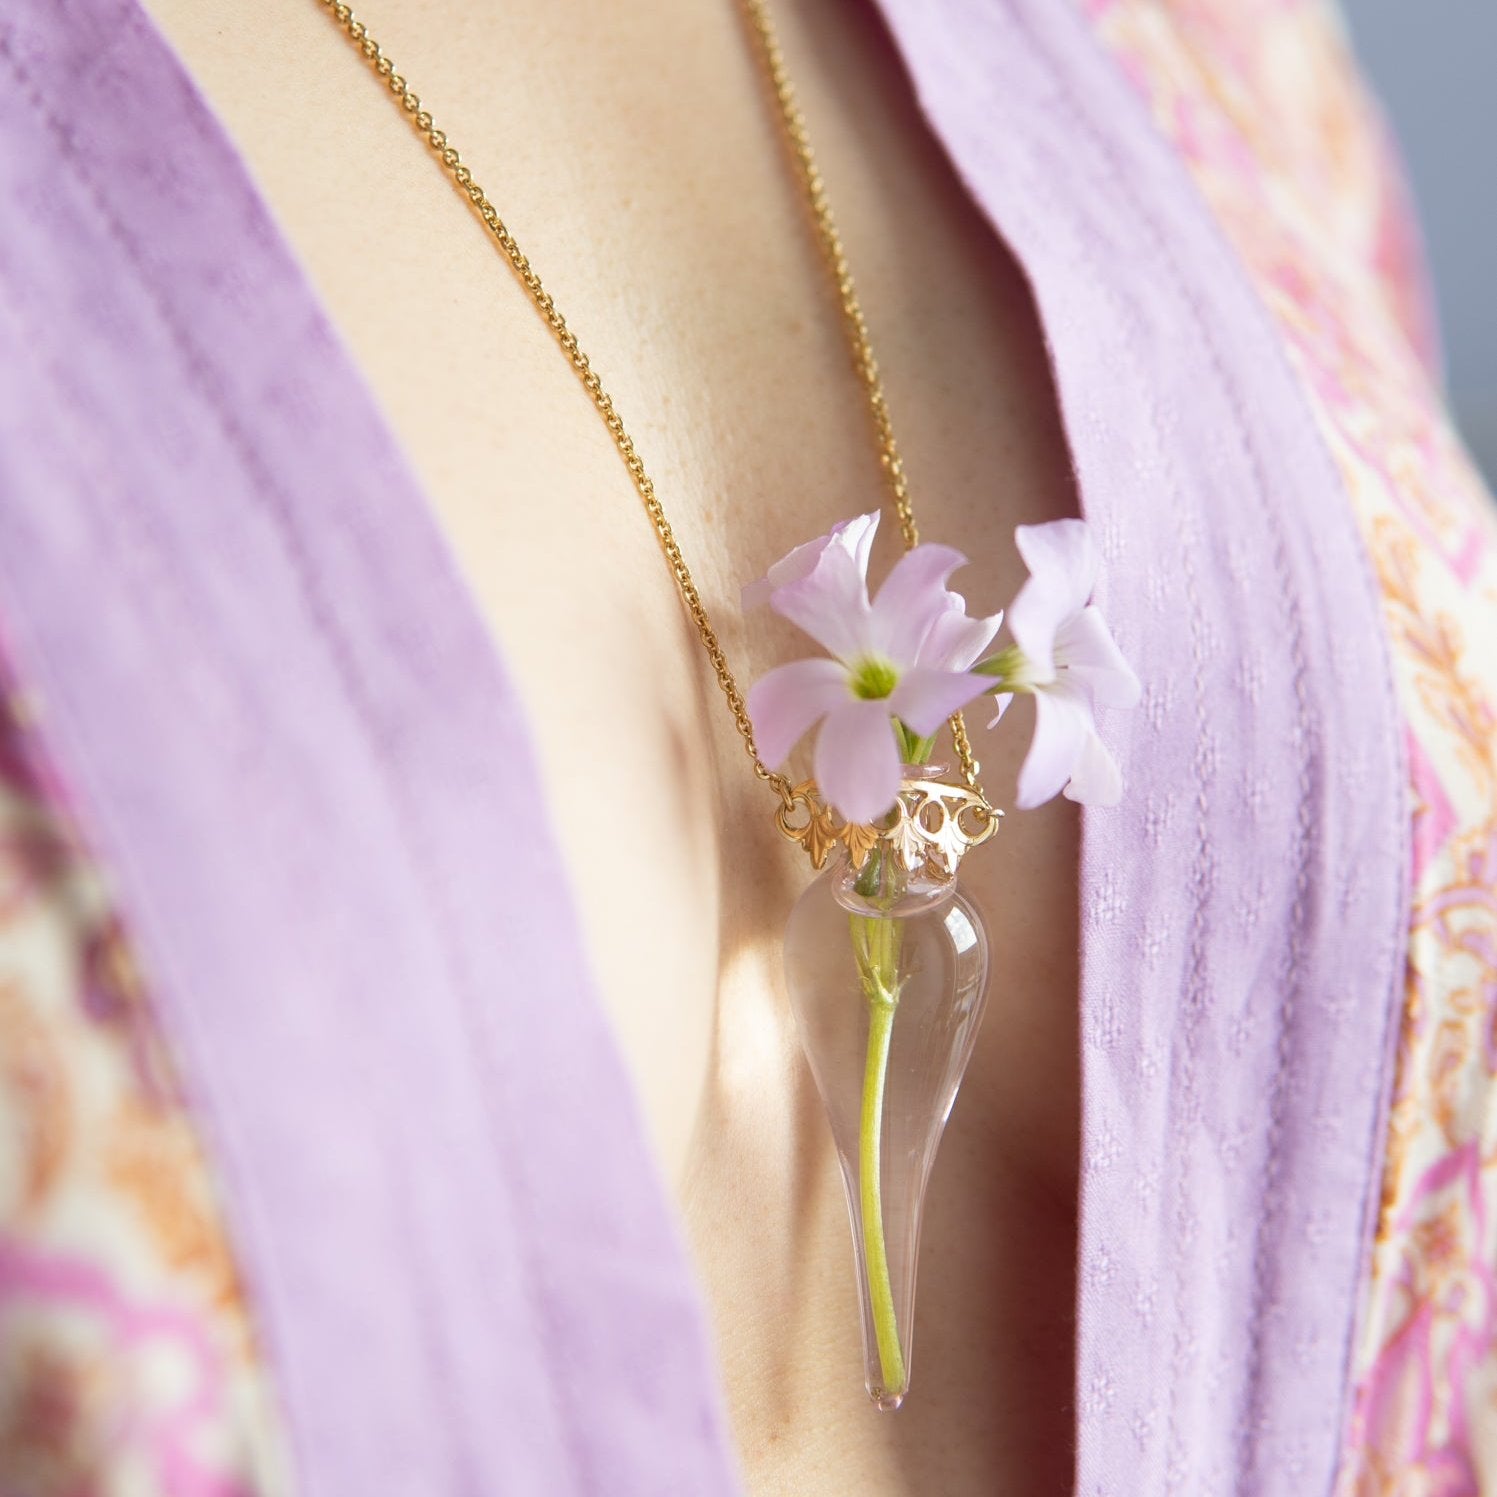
[315,0,986,805]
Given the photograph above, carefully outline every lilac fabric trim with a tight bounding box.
[867,1,1409,1491]
[0,3,742,1493]
[0,0,1409,1493]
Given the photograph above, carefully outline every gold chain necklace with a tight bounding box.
[314,0,987,814]
[305,9,1143,1413]
[314,0,1023,1412]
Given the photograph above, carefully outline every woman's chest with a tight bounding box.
[136,0,1084,1176]
[136,1,1086,1489]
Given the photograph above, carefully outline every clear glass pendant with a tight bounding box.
[780,770,994,1410]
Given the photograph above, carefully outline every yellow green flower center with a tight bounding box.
[850,657,900,701]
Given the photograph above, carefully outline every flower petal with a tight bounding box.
[1063,723,1124,807]
[988,692,1014,728]
[1005,576,1066,681]
[770,542,877,664]
[868,543,970,665]
[743,512,879,611]
[919,599,1005,673]
[1055,605,1141,709]
[1007,520,1098,678]
[746,657,850,768]
[1013,519,1097,614]
[814,699,904,824]
[888,666,994,737]
[841,511,880,577]
[1015,686,1093,810]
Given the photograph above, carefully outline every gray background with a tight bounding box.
[1344,1,1497,483]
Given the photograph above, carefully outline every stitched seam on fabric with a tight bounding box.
[0,30,505,1494]
[0,271,303,1492]
[1000,24,1311,1488]
[1322,581,1415,1477]
[108,4,598,1479]
[1041,8,1414,1488]
[1047,23,1409,1497]
[1036,122,1219,1497]
[8,22,525,1491]
[0,18,589,1492]
[1193,142,1424,1484]
[1004,0,1409,1489]
[0,35,320,1496]
[0,2,135,112]
[1060,95,1317,1497]
[965,115,1214,1489]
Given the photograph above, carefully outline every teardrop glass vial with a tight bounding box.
[784,845,991,1410]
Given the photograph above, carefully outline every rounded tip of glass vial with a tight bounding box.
[867,1385,907,1413]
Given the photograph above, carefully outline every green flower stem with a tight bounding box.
[856,930,906,1395]
[846,728,932,1400]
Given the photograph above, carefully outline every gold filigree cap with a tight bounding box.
[776,771,1000,878]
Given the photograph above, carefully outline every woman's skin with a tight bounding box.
[140,1,1083,1490]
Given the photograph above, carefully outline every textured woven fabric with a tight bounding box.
[2,0,1488,1492]
[1078,3,1497,1490]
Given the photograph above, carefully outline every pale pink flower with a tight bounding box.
[993,519,1140,809]
[745,512,1001,824]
